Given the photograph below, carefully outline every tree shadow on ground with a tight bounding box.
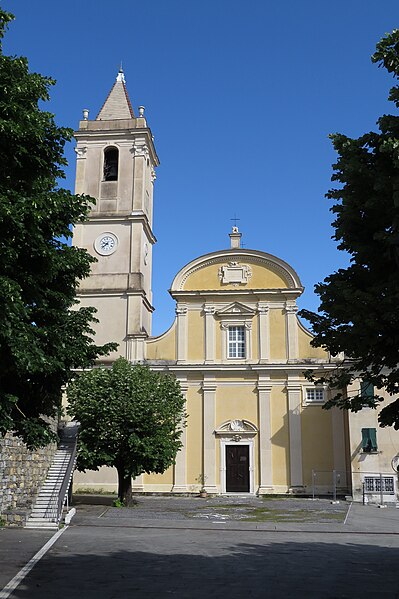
[9,536,399,599]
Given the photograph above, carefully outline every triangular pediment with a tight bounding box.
[215,302,256,317]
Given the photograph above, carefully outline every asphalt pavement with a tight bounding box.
[1,497,398,598]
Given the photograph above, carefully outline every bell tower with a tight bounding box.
[73,69,159,361]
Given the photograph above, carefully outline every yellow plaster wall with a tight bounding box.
[183,262,288,291]
[187,311,204,362]
[301,405,334,486]
[186,386,203,485]
[143,465,173,485]
[269,309,287,361]
[146,323,176,360]
[270,387,289,486]
[216,386,258,427]
[298,325,327,359]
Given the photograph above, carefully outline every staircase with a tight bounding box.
[25,422,78,529]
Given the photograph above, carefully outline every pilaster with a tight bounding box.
[202,378,218,493]
[257,377,273,494]
[172,378,188,493]
[258,303,270,363]
[285,302,299,361]
[286,382,303,489]
[176,304,188,364]
[204,305,215,363]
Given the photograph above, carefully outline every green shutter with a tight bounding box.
[360,381,374,398]
[361,428,377,452]
[369,428,377,451]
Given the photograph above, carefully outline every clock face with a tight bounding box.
[94,232,118,256]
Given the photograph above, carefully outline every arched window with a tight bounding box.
[103,147,119,181]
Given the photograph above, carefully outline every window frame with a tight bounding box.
[227,325,246,359]
[303,386,326,406]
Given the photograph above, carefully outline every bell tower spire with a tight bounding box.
[73,70,159,362]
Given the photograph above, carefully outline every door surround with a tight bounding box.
[216,420,257,494]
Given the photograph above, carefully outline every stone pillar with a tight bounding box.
[257,377,273,494]
[286,382,304,490]
[285,302,299,361]
[173,378,188,493]
[202,379,218,493]
[204,305,215,363]
[176,304,188,364]
[258,303,270,363]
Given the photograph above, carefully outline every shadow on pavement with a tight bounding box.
[9,537,399,599]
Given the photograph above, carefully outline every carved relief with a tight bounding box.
[75,147,87,159]
[131,141,149,158]
[218,262,252,285]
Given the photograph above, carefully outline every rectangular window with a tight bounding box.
[364,476,394,494]
[361,427,378,452]
[360,380,374,399]
[305,387,324,404]
[228,326,245,358]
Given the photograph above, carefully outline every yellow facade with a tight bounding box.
[137,240,350,496]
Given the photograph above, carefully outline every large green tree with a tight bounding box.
[300,30,399,429]
[67,359,186,505]
[0,9,115,447]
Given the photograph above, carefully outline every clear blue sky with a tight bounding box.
[2,1,399,335]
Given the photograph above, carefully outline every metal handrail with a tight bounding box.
[56,438,78,522]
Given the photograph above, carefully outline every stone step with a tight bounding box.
[25,521,58,529]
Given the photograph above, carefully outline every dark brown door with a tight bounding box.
[226,445,249,492]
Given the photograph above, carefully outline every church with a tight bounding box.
[72,71,398,500]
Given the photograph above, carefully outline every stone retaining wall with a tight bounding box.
[0,433,57,526]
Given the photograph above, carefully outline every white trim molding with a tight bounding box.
[215,420,258,494]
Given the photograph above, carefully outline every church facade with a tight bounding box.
[72,72,398,500]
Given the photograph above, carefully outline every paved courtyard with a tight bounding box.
[1,497,399,598]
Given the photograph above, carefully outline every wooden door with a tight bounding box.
[226,445,250,492]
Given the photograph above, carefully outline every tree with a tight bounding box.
[0,9,116,447]
[66,359,186,505]
[299,30,399,430]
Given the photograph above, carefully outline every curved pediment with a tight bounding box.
[170,249,303,294]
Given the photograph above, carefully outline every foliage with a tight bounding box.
[299,30,399,429]
[0,9,116,447]
[67,359,186,505]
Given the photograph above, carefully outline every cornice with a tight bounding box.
[170,249,303,292]
[83,212,156,244]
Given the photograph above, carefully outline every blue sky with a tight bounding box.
[2,1,399,336]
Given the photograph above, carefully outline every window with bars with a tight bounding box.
[305,388,325,404]
[364,476,394,494]
[228,326,245,358]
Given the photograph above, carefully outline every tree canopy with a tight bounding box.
[0,9,115,447]
[300,30,399,429]
[67,359,186,505]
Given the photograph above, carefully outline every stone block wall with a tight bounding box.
[0,433,57,526]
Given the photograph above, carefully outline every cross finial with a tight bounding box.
[230,214,240,229]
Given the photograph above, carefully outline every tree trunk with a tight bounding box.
[117,466,133,506]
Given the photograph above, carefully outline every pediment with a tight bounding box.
[215,302,256,318]
[215,419,258,436]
